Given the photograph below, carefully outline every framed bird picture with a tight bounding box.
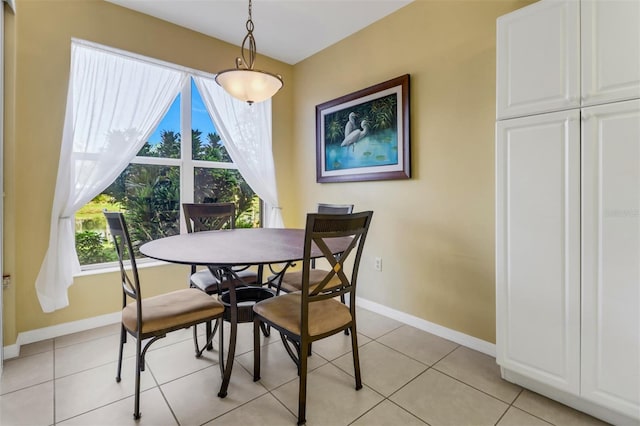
[315,74,410,183]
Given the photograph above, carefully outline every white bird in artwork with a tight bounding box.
[344,112,358,137]
[341,120,370,148]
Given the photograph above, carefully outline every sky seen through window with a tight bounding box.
[147,79,216,146]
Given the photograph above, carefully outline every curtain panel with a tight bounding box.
[194,76,284,228]
[35,41,188,312]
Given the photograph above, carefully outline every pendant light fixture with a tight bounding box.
[215,0,283,104]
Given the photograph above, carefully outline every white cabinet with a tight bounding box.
[496,110,581,394]
[497,0,640,120]
[496,0,579,119]
[496,1,640,424]
[581,0,640,106]
[581,99,640,419]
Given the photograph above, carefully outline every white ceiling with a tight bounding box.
[106,0,413,65]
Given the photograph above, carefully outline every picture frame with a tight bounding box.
[316,74,410,183]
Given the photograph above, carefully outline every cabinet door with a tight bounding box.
[497,0,580,119]
[581,100,640,419]
[581,0,640,107]
[496,110,581,393]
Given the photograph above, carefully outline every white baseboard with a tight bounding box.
[4,299,495,361]
[3,343,19,359]
[3,311,121,360]
[356,296,496,357]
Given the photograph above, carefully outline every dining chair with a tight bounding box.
[183,202,259,291]
[270,203,354,340]
[271,203,354,295]
[252,210,373,425]
[183,202,260,350]
[104,211,225,420]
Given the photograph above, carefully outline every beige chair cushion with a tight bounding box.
[191,269,258,294]
[122,288,224,335]
[278,269,342,293]
[253,292,352,337]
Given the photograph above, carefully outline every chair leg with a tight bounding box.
[206,320,214,350]
[194,319,221,358]
[116,324,125,383]
[298,340,309,425]
[210,319,220,341]
[260,322,271,337]
[191,322,214,352]
[218,313,239,398]
[218,319,225,378]
[340,294,350,335]
[253,318,261,381]
[133,337,142,420]
[350,326,362,390]
[193,324,201,356]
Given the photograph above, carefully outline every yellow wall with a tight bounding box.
[3,0,534,347]
[2,0,293,345]
[290,0,534,342]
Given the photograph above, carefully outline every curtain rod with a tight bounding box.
[71,38,217,80]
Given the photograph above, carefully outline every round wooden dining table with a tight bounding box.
[139,227,352,398]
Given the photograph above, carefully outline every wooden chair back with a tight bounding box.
[104,212,143,329]
[300,211,373,327]
[183,202,236,233]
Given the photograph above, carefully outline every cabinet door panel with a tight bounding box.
[497,0,579,119]
[496,110,580,393]
[582,100,640,419]
[581,0,640,106]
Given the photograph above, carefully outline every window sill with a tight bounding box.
[74,258,171,277]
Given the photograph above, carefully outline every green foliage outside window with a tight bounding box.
[75,129,259,265]
[75,231,118,264]
[115,163,181,255]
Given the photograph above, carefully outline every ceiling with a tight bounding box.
[106,0,413,65]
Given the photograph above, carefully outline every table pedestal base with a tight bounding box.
[216,280,276,398]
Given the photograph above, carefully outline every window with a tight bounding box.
[75,77,259,266]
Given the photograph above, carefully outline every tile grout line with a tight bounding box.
[53,331,216,383]
[369,334,436,425]
[147,362,181,425]
[502,389,557,426]
[370,325,437,422]
[493,387,521,425]
[431,366,517,407]
[373,327,460,368]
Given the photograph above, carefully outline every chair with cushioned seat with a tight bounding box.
[104,211,225,420]
[271,203,354,340]
[252,211,373,425]
[272,203,353,295]
[183,202,259,293]
[183,202,260,348]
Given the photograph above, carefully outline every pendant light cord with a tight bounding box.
[239,0,257,70]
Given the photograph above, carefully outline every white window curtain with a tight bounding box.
[193,76,284,228]
[35,40,188,312]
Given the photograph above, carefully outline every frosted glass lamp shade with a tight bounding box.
[215,69,283,104]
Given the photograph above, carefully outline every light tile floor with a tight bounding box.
[1,308,610,426]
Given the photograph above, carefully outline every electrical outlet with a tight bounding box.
[374,257,382,271]
[2,275,10,289]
